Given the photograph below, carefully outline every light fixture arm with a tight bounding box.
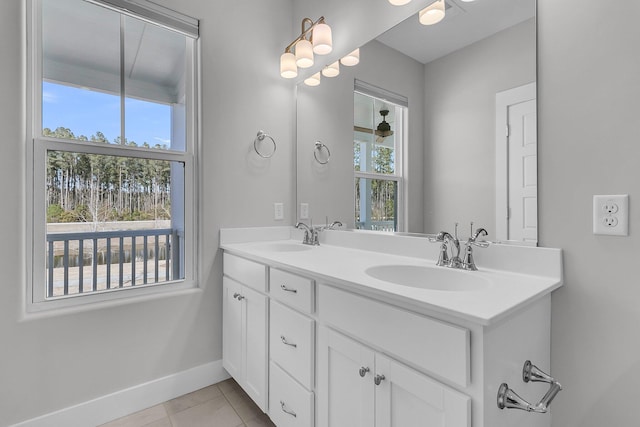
[284,16,326,53]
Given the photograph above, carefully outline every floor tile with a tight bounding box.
[164,384,223,415]
[142,418,172,427]
[99,404,168,427]
[217,378,242,396]
[230,398,264,423]
[244,413,277,427]
[169,395,243,427]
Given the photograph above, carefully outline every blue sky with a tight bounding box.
[42,81,171,147]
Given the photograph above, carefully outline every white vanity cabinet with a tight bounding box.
[318,327,470,427]
[222,254,269,411]
[268,267,316,427]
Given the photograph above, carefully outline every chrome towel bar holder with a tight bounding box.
[497,360,562,413]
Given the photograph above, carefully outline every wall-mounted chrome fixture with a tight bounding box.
[497,360,563,413]
[314,141,331,164]
[254,131,276,158]
[280,17,333,79]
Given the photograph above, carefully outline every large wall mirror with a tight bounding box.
[296,0,537,244]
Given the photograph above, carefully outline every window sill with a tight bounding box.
[22,280,200,321]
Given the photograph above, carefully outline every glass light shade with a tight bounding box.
[295,39,314,68]
[419,0,445,25]
[388,0,412,5]
[304,72,321,87]
[280,52,297,79]
[312,23,333,55]
[340,48,360,66]
[322,61,340,78]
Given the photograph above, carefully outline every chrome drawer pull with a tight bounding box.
[280,284,298,293]
[359,367,370,377]
[281,335,297,348]
[374,374,386,386]
[280,400,297,417]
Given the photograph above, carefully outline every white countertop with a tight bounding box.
[220,227,563,326]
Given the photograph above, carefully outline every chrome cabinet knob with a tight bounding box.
[232,293,244,300]
[359,367,370,377]
[374,374,385,386]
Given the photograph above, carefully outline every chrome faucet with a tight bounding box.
[295,222,318,245]
[430,223,490,270]
[462,226,489,271]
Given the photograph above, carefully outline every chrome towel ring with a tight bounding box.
[254,130,276,158]
[314,141,331,164]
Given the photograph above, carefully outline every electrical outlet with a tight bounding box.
[593,195,628,236]
[300,203,309,220]
[274,202,284,221]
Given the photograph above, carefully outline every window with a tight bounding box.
[27,0,199,309]
[353,83,406,232]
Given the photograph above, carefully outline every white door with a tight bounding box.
[495,82,537,244]
[242,285,268,411]
[507,99,537,243]
[374,354,470,427]
[222,278,243,381]
[317,327,375,427]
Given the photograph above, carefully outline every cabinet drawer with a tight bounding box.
[270,268,315,313]
[318,284,470,387]
[223,253,266,292]
[270,300,315,390]
[269,361,314,427]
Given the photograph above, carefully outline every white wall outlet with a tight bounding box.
[274,202,284,221]
[593,195,629,236]
[300,203,309,220]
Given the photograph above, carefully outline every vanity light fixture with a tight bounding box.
[280,17,332,78]
[340,48,360,66]
[322,61,340,77]
[304,72,321,87]
[388,0,412,5]
[419,0,446,25]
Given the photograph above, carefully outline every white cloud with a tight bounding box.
[42,91,57,104]
[154,137,171,144]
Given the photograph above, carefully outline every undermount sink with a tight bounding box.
[365,264,492,292]
[256,242,312,252]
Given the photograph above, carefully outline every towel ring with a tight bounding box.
[314,141,331,164]
[254,131,276,158]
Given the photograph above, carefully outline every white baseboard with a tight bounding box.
[11,360,230,427]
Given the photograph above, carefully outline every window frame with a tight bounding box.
[25,0,201,312]
[353,89,407,233]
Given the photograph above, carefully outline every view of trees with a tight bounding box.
[45,127,173,225]
[354,141,397,226]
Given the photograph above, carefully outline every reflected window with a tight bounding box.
[353,89,406,231]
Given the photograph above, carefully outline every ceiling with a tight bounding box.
[376,0,535,64]
[42,0,186,103]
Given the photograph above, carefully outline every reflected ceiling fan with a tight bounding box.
[354,109,394,143]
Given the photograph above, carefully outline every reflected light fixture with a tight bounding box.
[419,0,446,25]
[304,72,321,87]
[388,0,412,5]
[340,48,360,66]
[375,109,394,142]
[280,17,333,78]
[322,61,340,77]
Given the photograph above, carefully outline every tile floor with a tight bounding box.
[99,378,275,427]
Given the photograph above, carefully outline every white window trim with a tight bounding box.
[25,0,201,312]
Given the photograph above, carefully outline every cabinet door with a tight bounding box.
[317,327,375,427]
[243,285,268,411]
[222,278,243,381]
[374,354,470,427]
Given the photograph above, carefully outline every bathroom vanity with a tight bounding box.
[220,227,563,427]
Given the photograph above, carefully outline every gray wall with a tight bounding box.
[538,1,640,426]
[296,39,425,232]
[423,18,536,233]
[0,0,294,425]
